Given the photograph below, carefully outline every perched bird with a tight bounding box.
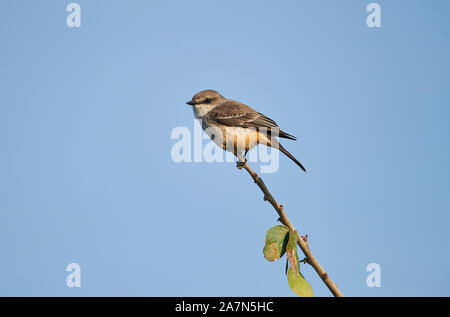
[186,89,306,172]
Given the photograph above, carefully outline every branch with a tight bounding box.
[238,162,344,297]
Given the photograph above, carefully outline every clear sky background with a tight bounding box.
[1,0,449,297]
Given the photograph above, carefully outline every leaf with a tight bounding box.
[263,225,289,261]
[287,267,314,297]
[286,230,299,276]
[285,258,289,276]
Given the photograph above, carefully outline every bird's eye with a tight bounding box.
[205,98,212,103]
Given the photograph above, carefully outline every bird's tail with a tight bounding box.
[279,130,297,140]
[278,143,307,172]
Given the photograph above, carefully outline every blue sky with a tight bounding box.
[1,0,449,296]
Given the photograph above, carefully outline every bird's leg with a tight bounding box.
[235,150,247,169]
[237,149,250,169]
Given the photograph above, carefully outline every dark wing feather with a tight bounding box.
[206,101,296,140]
[206,101,270,127]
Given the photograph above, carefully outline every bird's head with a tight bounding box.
[186,89,225,109]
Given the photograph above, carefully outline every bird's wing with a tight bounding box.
[206,100,278,129]
[206,100,296,140]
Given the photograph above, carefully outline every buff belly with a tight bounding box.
[203,123,264,154]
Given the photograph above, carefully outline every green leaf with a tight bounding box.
[263,225,289,261]
[287,267,314,297]
[286,230,299,275]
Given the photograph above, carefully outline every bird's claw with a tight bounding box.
[236,160,246,169]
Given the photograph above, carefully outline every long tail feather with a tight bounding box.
[279,130,297,140]
[278,143,306,172]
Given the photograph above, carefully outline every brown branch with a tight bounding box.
[238,162,344,297]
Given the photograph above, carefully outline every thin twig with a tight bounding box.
[238,162,344,297]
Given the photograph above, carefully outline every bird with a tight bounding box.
[186,89,306,172]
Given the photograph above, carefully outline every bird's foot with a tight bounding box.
[236,159,247,169]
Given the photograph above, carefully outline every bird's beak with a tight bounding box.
[186,101,196,106]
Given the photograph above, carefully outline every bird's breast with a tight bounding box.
[201,122,260,152]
